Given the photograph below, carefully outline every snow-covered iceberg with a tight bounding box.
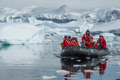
[0,23,44,44]
[74,21,94,34]
[42,76,57,80]
[91,20,120,32]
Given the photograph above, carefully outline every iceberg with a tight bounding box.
[42,76,57,80]
[0,23,44,44]
[56,70,70,75]
[91,20,120,32]
[75,21,94,34]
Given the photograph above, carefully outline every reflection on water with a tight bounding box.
[61,58,107,80]
[0,44,120,80]
[0,45,44,66]
[0,43,61,66]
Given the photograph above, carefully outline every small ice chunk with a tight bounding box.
[56,70,69,75]
[84,70,95,72]
[42,76,57,80]
[76,60,81,62]
[117,72,120,74]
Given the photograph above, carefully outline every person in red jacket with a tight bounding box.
[71,37,80,46]
[97,35,107,49]
[63,36,71,48]
[82,30,93,48]
[61,35,67,49]
[71,37,76,46]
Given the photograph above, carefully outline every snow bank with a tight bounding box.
[42,76,57,80]
[0,23,44,44]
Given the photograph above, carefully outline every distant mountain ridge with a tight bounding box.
[0,5,120,24]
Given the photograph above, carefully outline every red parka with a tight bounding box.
[97,36,107,49]
[71,37,80,46]
[63,39,71,48]
[82,32,93,48]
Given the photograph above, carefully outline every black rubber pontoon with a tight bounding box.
[61,46,110,58]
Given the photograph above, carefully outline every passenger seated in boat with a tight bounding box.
[71,37,76,46]
[82,30,93,48]
[81,40,86,47]
[97,35,107,49]
[71,37,80,46]
[61,35,67,49]
[63,36,71,48]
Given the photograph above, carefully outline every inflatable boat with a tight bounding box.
[61,46,110,58]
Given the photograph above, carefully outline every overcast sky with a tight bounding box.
[0,0,120,9]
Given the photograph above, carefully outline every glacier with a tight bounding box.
[0,23,44,44]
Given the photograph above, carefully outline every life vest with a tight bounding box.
[71,41,76,46]
[97,38,103,43]
[61,42,64,49]
[64,39,71,45]
[76,41,80,46]
[63,39,71,48]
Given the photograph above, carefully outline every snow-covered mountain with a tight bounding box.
[0,7,17,22]
[1,5,120,24]
[82,8,120,24]
[53,5,71,14]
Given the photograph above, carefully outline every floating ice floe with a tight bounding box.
[42,76,57,80]
[84,70,95,72]
[56,70,70,75]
